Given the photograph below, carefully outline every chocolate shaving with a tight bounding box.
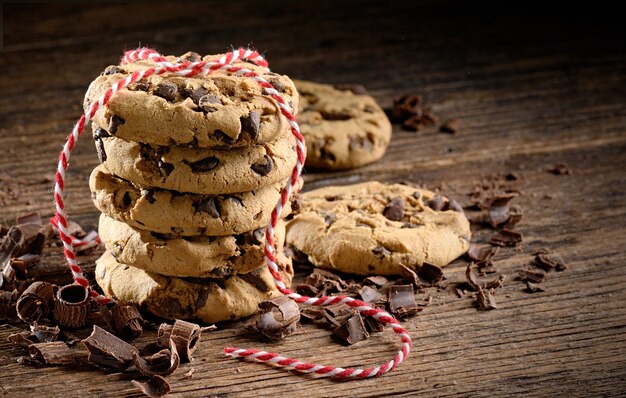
[159,320,202,364]
[467,244,499,263]
[53,284,90,328]
[30,322,61,343]
[489,229,523,247]
[16,281,54,322]
[131,375,171,398]
[518,269,546,284]
[8,331,35,348]
[399,264,421,287]
[358,285,383,303]
[82,325,137,370]
[417,263,443,286]
[383,197,405,221]
[487,194,519,228]
[29,341,77,365]
[255,296,300,340]
[547,163,572,175]
[440,118,461,134]
[181,367,196,379]
[363,275,388,287]
[111,304,144,340]
[476,288,498,311]
[388,285,419,318]
[534,250,567,271]
[526,282,546,293]
[0,227,24,269]
[363,316,385,333]
[334,312,370,345]
[132,338,180,377]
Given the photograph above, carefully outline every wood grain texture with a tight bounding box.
[1,1,625,397]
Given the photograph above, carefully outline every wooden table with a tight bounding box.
[2,2,625,397]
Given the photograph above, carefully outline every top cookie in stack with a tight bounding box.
[84,51,299,323]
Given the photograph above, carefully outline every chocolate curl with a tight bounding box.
[16,281,54,322]
[111,304,144,340]
[131,375,171,398]
[158,320,202,363]
[53,284,90,328]
[82,325,137,370]
[132,338,180,377]
[255,296,300,340]
[29,341,77,366]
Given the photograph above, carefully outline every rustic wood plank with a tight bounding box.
[1,2,625,397]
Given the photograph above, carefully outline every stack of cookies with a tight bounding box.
[84,52,300,323]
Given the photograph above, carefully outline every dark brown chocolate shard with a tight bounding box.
[547,163,572,175]
[487,194,518,228]
[194,197,221,218]
[131,375,171,398]
[518,269,546,284]
[183,86,209,104]
[15,212,42,226]
[426,194,446,211]
[440,118,461,134]
[132,338,180,377]
[489,229,523,247]
[392,94,422,121]
[363,275,389,287]
[444,199,464,213]
[465,264,482,290]
[30,322,61,343]
[334,84,368,95]
[363,316,385,333]
[108,115,125,135]
[0,290,13,319]
[241,111,261,139]
[29,341,76,365]
[467,244,499,263]
[383,197,405,221]
[165,320,202,364]
[8,331,36,348]
[53,284,89,328]
[295,283,319,297]
[186,156,220,173]
[534,250,567,272]
[239,268,271,292]
[418,263,443,286]
[476,287,498,311]
[299,307,325,322]
[402,109,438,131]
[111,304,144,340]
[388,285,419,318]
[153,82,178,102]
[213,129,235,145]
[484,275,506,290]
[16,281,54,322]
[526,282,546,293]
[250,155,274,176]
[0,226,24,268]
[82,325,137,370]
[255,296,300,340]
[334,312,370,345]
[358,286,383,304]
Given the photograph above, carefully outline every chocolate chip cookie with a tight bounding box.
[294,80,391,170]
[285,181,471,275]
[96,250,293,323]
[97,132,298,195]
[85,52,299,148]
[90,164,301,237]
[98,214,286,278]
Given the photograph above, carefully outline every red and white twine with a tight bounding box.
[53,47,412,378]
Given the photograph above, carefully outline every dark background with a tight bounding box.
[1,2,625,397]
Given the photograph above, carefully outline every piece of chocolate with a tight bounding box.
[53,284,90,328]
[534,250,567,272]
[363,316,385,333]
[467,244,499,263]
[392,94,422,121]
[198,94,221,112]
[213,129,235,145]
[239,268,271,292]
[487,194,518,228]
[108,115,125,135]
[388,285,419,318]
[526,282,546,293]
[162,320,202,364]
[440,118,461,134]
[101,65,125,76]
[241,111,261,139]
[334,312,370,345]
[489,229,523,247]
[194,197,221,218]
[255,296,300,340]
[30,322,61,343]
[476,287,498,311]
[402,109,438,131]
[16,281,54,322]
[547,163,572,175]
[363,275,389,287]
[383,197,405,221]
[153,82,178,102]
[132,338,179,377]
[183,86,209,104]
[250,155,274,176]
[358,286,383,304]
[28,341,77,365]
[8,331,35,348]
[186,156,220,173]
[418,263,443,286]
[0,226,24,268]
[426,194,446,211]
[399,264,421,287]
[131,375,171,398]
[518,269,546,284]
[82,325,137,370]
[269,78,286,93]
[111,304,144,340]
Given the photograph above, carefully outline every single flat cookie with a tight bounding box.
[97,133,298,195]
[96,250,293,323]
[294,80,391,170]
[84,52,299,148]
[90,164,301,237]
[98,214,286,278]
[285,182,471,275]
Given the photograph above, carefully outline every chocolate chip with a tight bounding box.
[426,194,445,211]
[157,160,174,176]
[197,94,221,112]
[393,94,422,121]
[239,268,270,292]
[252,228,265,244]
[372,246,391,257]
[102,66,125,76]
[440,118,461,134]
[388,285,419,318]
[320,110,352,120]
[334,84,368,95]
[241,111,261,139]
[349,135,373,151]
[213,129,235,145]
[153,82,178,102]
[184,87,209,104]
[179,51,202,62]
[95,138,107,163]
[108,115,125,134]
[131,80,150,92]
[250,155,274,176]
[402,108,438,132]
[142,189,156,204]
[194,197,220,218]
[269,78,286,93]
[334,312,370,345]
[383,197,404,221]
[324,213,337,225]
[122,191,132,209]
[185,156,220,173]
